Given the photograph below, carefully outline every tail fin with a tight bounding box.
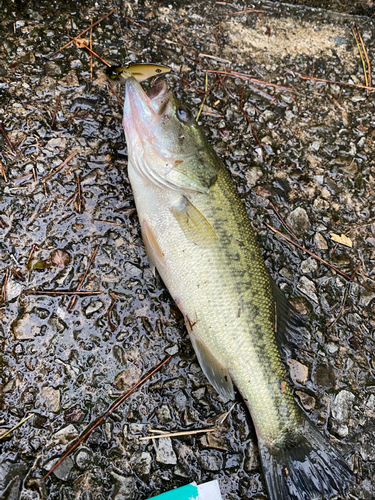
[258,418,354,500]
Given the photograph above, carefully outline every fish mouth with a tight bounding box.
[124,76,171,121]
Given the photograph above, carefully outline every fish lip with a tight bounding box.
[124,76,171,118]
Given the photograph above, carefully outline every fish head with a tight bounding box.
[123,77,217,194]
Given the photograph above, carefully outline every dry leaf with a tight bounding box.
[330,233,353,248]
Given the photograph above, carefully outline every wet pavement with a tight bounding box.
[1,0,375,498]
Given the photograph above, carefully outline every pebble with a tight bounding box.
[156,405,172,423]
[297,276,318,303]
[46,456,73,480]
[130,451,152,476]
[287,359,308,385]
[75,448,94,469]
[286,207,311,234]
[5,277,25,302]
[245,166,263,188]
[40,386,61,413]
[314,232,328,250]
[110,472,136,500]
[85,301,104,315]
[11,313,40,340]
[312,364,336,390]
[44,61,61,76]
[331,390,355,423]
[244,440,260,472]
[295,391,316,410]
[154,437,177,465]
[53,424,78,444]
[300,257,318,274]
[198,453,223,471]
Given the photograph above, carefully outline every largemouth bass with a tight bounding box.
[122,76,354,499]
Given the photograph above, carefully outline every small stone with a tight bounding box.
[297,276,318,303]
[110,472,136,500]
[45,456,73,480]
[192,387,206,400]
[114,365,142,391]
[279,267,293,281]
[198,453,223,471]
[244,440,260,472]
[47,137,67,149]
[45,61,62,76]
[332,390,355,424]
[11,313,40,340]
[287,359,308,385]
[156,405,172,423]
[75,448,94,469]
[85,301,104,315]
[59,70,80,87]
[326,342,339,354]
[296,391,316,410]
[311,140,321,152]
[245,167,263,188]
[40,386,61,413]
[360,287,375,307]
[314,232,328,250]
[313,364,336,390]
[300,257,318,274]
[286,207,311,234]
[53,424,78,444]
[154,437,177,465]
[130,451,152,476]
[165,344,179,355]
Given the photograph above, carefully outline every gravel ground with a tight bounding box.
[1,0,375,499]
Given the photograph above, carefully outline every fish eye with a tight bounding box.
[177,107,194,124]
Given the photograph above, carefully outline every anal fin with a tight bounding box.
[188,328,234,400]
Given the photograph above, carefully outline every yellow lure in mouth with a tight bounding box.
[106,63,171,83]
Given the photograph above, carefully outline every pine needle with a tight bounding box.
[196,74,208,122]
[0,413,35,440]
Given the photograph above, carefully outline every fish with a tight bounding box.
[121,75,354,499]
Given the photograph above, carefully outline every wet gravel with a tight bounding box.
[1,0,375,498]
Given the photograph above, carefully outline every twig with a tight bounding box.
[0,159,7,182]
[68,36,111,67]
[265,223,374,292]
[94,220,122,226]
[23,290,103,296]
[90,18,93,81]
[2,268,9,302]
[107,292,117,332]
[213,27,221,48]
[10,268,26,282]
[198,53,231,64]
[75,173,82,213]
[105,81,124,106]
[0,413,35,440]
[203,69,295,91]
[196,74,208,121]
[0,123,15,152]
[140,427,216,440]
[65,192,77,206]
[267,201,298,239]
[54,7,118,54]
[355,24,372,89]
[43,355,171,480]
[40,152,77,184]
[219,8,266,16]
[297,72,375,91]
[67,245,99,312]
[51,94,61,128]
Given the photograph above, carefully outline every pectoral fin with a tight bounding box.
[141,219,165,275]
[170,197,217,245]
[188,330,234,400]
